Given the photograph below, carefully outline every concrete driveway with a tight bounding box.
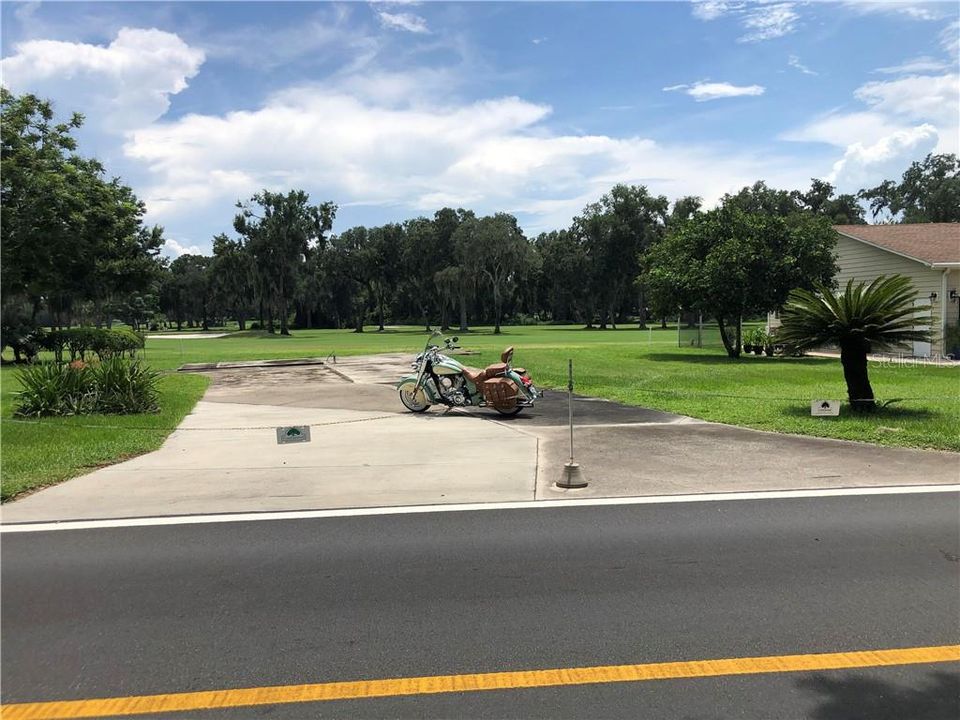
[2,353,957,522]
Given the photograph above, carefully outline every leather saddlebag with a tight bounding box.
[481,377,519,410]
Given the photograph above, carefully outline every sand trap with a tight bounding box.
[146,333,230,339]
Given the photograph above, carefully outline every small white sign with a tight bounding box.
[276,425,311,444]
[811,400,840,417]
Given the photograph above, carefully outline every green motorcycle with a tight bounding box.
[396,331,541,416]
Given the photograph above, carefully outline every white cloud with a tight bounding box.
[691,1,743,22]
[164,239,203,258]
[826,124,938,188]
[14,0,40,22]
[782,111,907,147]
[532,37,548,45]
[334,67,459,106]
[377,11,430,34]
[664,81,765,101]
[788,55,817,76]
[785,68,958,192]
[738,3,799,43]
[201,7,375,70]
[875,56,949,74]
[854,73,959,143]
[695,1,945,44]
[841,2,945,21]
[691,1,799,42]
[0,28,204,134]
[119,77,808,238]
[786,73,958,153]
[940,20,959,57]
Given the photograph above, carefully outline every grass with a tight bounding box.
[1,368,209,501]
[2,323,957,501]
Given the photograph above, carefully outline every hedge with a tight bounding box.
[37,328,145,363]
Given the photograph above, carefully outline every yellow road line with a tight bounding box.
[3,645,958,720]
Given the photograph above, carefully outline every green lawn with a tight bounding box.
[1,368,209,501]
[2,323,957,501]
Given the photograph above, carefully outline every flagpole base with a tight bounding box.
[556,462,588,489]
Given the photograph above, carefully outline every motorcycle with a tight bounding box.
[397,331,541,416]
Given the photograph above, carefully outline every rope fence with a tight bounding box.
[0,414,398,433]
[1,387,955,434]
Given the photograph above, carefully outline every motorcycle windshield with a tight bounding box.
[415,331,442,388]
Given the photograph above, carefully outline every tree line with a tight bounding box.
[3,89,958,360]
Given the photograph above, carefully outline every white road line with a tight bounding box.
[2,485,957,534]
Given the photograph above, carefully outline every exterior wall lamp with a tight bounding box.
[950,289,959,302]
[928,292,938,302]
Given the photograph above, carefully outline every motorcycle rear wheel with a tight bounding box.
[399,385,430,413]
[494,405,523,417]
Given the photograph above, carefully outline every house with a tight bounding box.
[832,224,959,357]
[770,224,960,357]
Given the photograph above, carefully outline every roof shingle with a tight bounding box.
[833,223,960,266]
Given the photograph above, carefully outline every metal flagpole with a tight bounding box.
[556,358,587,489]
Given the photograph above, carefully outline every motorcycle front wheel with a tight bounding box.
[399,385,430,413]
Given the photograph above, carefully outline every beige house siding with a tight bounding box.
[834,233,949,355]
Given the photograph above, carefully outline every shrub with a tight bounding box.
[90,328,144,359]
[39,328,144,362]
[512,313,541,326]
[92,357,160,414]
[747,327,768,347]
[13,357,160,417]
[1,309,42,363]
[14,362,98,417]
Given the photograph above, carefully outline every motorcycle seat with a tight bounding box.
[461,366,487,385]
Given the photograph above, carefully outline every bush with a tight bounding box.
[1,308,42,363]
[91,328,144,359]
[747,327,768,347]
[512,313,541,326]
[13,362,99,416]
[92,357,160,414]
[39,328,144,362]
[13,357,160,417]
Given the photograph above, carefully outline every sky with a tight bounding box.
[2,1,958,258]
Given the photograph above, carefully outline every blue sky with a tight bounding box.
[2,1,958,256]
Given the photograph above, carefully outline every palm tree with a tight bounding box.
[778,275,932,412]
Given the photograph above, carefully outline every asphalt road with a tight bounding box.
[2,492,959,719]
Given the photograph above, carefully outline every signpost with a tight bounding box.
[810,400,840,417]
[276,425,311,444]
